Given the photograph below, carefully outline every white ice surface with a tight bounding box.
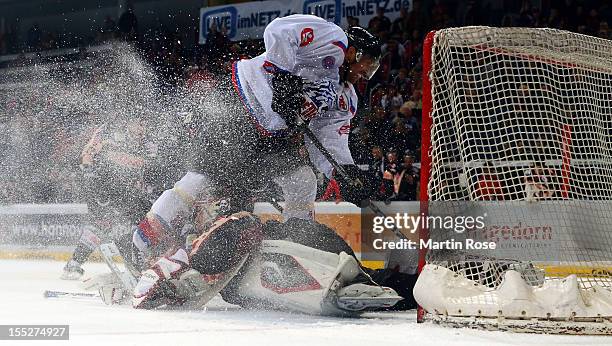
[1,260,610,346]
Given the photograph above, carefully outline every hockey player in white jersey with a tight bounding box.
[130,14,382,258]
[123,15,395,313]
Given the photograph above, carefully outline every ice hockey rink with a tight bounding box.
[0,260,609,346]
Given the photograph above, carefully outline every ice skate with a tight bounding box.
[60,260,84,280]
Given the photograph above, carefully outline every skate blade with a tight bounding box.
[60,271,84,281]
[337,295,403,311]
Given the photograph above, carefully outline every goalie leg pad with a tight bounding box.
[320,252,401,314]
[132,248,190,309]
[133,213,263,310]
[190,212,263,274]
[229,241,402,315]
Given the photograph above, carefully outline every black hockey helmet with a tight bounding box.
[345,27,382,79]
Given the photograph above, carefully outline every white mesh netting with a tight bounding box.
[428,26,612,202]
[417,27,612,327]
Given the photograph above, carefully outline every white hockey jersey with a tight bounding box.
[306,82,357,177]
[232,14,355,177]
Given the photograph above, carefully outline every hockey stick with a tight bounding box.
[300,125,410,241]
[266,126,360,213]
[269,197,284,213]
[300,125,361,187]
[267,197,286,216]
[44,290,100,300]
[98,242,138,291]
[364,201,411,241]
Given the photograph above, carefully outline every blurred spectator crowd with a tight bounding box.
[0,0,610,204]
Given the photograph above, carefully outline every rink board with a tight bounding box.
[0,202,387,268]
[2,202,610,275]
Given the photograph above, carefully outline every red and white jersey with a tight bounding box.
[231,14,354,177]
[306,82,357,177]
[232,14,348,135]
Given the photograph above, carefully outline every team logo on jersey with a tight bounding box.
[338,94,348,111]
[300,28,314,47]
[348,96,356,115]
[337,124,351,135]
[322,56,336,69]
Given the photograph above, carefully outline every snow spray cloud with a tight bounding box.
[1,43,171,203]
[0,43,241,219]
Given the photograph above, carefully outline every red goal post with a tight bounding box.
[417,30,435,324]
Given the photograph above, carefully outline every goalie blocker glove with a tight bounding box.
[335,164,376,206]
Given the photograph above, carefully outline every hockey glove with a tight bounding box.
[336,165,376,206]
[271,72,304,128]
[271,74,337,129]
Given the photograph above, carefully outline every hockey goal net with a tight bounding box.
[415,27,612,334]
